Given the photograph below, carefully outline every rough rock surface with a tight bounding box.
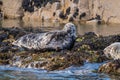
[2,0,23,19]
[1,0,120,23]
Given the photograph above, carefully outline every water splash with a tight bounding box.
[0,63,111,80]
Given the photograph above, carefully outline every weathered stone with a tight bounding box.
[2,0,120,23]
[68,14,74,22]
[40,8,53,20]
[22,12,32,22]
[2,0,23,19]
[70,3,78,14]
[45,2,52,9]
[90,0,120,24]
[30,10,41,21]
[52,2,61,11]
[55,10,65,19]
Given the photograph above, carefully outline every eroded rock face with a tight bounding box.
[1,0,120,23]
[91,0,120,24]
[2,0,23,19]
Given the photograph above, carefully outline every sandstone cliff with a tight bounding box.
[1,0,120,24]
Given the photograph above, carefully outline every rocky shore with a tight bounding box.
[0,26,120,75]
[0,0,120,77]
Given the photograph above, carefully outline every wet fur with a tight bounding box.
[12,23,76,51]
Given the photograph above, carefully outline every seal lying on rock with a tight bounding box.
[12,23,76,51]
[104,42,120,60]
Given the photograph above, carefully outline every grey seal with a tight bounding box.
[12,23,76,51]
[104,42,120,60]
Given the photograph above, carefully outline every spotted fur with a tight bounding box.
[104,42,120,60]
[12,23,76,51]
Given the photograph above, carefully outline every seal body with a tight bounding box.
[12,23,76,51]
[104,42,120,60]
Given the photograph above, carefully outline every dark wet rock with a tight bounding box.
[98,60,120,74]
[0,32,8,42]
[75,32,120,51]
[79,12,86,19]
[65,7,71,15]
[73,12,79,18]
[22,0,60,12]
[84,32,98,38]
[59,12,66,19]
[0,46,11,53]
[9,28,27,39]
[68,16,74,22]
[12,23,76,51]
[0,52,13,65]
[74,32,120,63]
[10,51,83,71]
[33,0,41,8]
[55,10,65,19]
[0,42,9,47]
[95,14,101,20]
[22,0,34,12]
[53,12,56,16]
[8,31,119,70]
[0,1,3,5]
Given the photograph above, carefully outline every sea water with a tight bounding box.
[1,19,120,80]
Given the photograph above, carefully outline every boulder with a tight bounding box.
[98,60,120,74]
